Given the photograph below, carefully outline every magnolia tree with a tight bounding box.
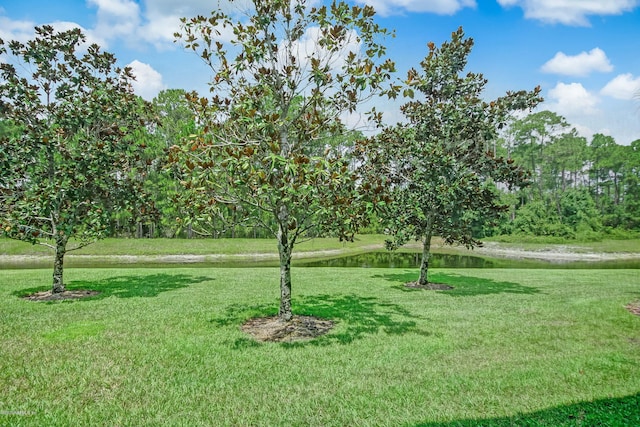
[0,26,156,293]
[359,28,542,286]
[173,0,396,321]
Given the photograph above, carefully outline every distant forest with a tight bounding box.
[486,110,640,241]
[3,88,639,242]
[132,91,640,241]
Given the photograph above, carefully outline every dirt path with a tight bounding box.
[464,242,640,262]
[400,241,640,262]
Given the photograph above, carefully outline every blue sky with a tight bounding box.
[1,0,639,144]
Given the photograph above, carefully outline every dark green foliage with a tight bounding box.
[0,26,156,291]
[361,27,541,285]
[173,0,396,320]
[143,89,198,238]
[499,113,640,239]
[510,191,602,240]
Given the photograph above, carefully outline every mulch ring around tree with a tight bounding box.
[241,315,334,343]
[626,301,640,317]
[405,281,453,290]
[23,290,100,301]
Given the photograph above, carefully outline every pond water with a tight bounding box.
[298,252,495,268]
[296,251,640,269]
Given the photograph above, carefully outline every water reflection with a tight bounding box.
[297,251,640,269]
[298,252,497,268]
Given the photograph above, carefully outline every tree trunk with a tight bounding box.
[277,212,293,322]
[554,190,562,217]
[417,226,434,286]
[52,233,69,294]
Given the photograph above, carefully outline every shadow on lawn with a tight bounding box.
[16,273,211,300]
[413,391,640,427]
[374,271,540,297]
[212,293,431,347]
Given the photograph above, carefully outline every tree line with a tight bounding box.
[1,1,638,320]
[492,111,640,240]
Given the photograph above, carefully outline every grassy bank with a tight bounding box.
[3,235,640,258]
[0,235,386,256]
[1,267,639,425]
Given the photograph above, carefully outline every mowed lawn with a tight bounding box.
[1,267,639,426]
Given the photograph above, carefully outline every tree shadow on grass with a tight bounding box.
[412,391,640,426]
[212,293,431,348]
[15,273,212,301]
[373,271,540,297]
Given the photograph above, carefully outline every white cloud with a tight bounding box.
[126,0,282,49]
[140,0,321,48]
[541,47,613,76]
[354,0,476,16]
[601,73,640,100]
[0,6,102,47]
[571,123,596,140]
[541,48,613,77]
[88,0,141,45]
[0,14,104,54]
[90,0,140,17]
[140,0,208,48]
[144,0,254,16]
[1,1,329,55]
[127,60,166,100]
[49,21,107,50]
[282,26,362,73]
[541,83,640,145]
[139,15,183,49]
[497,0,639,25]
[546,82,599,116]
[0,14,35,43]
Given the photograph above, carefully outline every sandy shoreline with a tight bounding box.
[472,242,640,262]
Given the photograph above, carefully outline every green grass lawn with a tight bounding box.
[1,267,639,426]
[0,235,386,256]
[3,235,640,258]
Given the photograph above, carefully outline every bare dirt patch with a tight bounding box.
[473,242,640,262]
[241,315,334,342]
[23,290,100,301]
[626,301,640,317]
[404,281,453,290]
